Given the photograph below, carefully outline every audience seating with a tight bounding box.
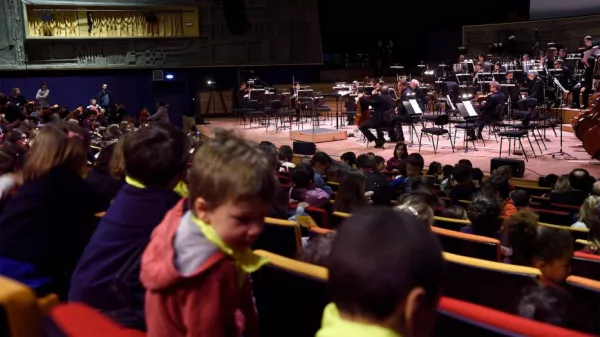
[253,218,301,258]
[513,184,551,197]
[0,276,60,337]
[252,250,328,337]
[442,252,540,313]
[305,206,330,229]
[431,226,501,262]
[330,211,350,229]
[434,216,469,232]
[572,252,600,281]
[538,222,588,241]
[529,208,571,226]
[566,276,600,335]
[435,297,592,337]
[43,302,145,337]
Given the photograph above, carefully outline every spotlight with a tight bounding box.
[165,73,174,80]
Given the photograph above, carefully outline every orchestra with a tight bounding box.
[228,34,599,154]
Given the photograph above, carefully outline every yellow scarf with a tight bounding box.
[125,176,188,197]
[190,214,268,277]
[317,303,401,337]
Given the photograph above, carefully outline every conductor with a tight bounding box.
[358,87,397,148]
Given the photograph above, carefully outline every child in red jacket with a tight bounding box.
[140,129,278,337]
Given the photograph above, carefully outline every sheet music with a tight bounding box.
[463,101,478,117]
[409,99,422,115]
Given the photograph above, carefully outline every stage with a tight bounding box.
[198,113,600,179]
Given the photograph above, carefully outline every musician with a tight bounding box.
[471,81,505,139]
[571,57,595,109]
[542,47,557,69]
[389,80,414,142]
[358,87,397,148]
[472,63,483,83]
[502,71,520,105]
[408,79,427,107]
[553,59,571,90]
[517,70,544,123]
[478,54,492,72]
[522,54,533,72]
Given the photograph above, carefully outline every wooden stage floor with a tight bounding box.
[198,114,600,179]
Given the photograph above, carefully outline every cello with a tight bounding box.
[354,93,371,126]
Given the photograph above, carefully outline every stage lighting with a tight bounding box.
[207,80,214,85]
[165,73,174,80]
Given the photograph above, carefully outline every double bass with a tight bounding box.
[575,81,600,159]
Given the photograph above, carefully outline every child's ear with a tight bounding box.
[193,197,211,223]
[532,258,546,271]
[402,287,428,336]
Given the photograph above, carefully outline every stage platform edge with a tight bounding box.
[289,128,348,143]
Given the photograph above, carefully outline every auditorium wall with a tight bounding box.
[462,14,600,56]
[0,0,323,71]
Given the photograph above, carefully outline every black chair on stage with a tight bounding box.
[497,129,538,161]
[485,103,507,142]
[419,114,454,154]
[244,99,267,129]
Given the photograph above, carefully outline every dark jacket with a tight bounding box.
[0,166,107,297]
[527,79,545,101]
[480,91,505,119]
[69,184,181,331]
[84,169,124,206]
[363,94,396,124]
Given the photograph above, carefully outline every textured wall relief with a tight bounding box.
[0,0,323,70]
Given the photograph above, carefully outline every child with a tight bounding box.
[340,151,356,170]
[140,129,278,336]
[0,121,106,297]
[505,210,573,285]
[69,123,189,330]
[290,162,330,207]
[318,208,444,337]
[387,142,408,170]
[333,169,366,213]
[441,205,468,220]
[83,143,124,205]
[374,155,386,173]
[461,192,502,238]
[278,145,295,171]
[395,194,435,226]
[518,284,592,332]
[310,151,333,194]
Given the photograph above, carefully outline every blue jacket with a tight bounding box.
[69,184,181,331]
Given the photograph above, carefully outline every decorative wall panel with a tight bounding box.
[463,15,600,56]
[0,0,323,70]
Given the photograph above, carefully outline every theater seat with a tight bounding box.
[330,211,350,229]
[435,297,592,337]
[433,216,470,232]
[0,276,42,337]
[443,252,540,313]
[252,250,328,337]
[572,251,600,281]
[566,276,600,334]
[43,302,145,337]
[432,226,501,261]
[253,217,301,258]
[538,222,589,241]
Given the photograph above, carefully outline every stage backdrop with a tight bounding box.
[0,0,323,71]
[530,0,600,20]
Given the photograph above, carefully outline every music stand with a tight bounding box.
[548,77,576,160]
[501,83,519,117]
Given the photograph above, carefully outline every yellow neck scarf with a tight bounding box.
[125,176,188,197]
[190,214,268,275]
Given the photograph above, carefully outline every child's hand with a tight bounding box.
[298,202,310,209]
[234,309,245,337]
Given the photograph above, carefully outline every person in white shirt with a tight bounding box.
[35,82,50,108]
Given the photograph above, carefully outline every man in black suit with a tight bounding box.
[517,71,544,124]
[358,87,397,148]
[571,57,595,109]
[473,81,505,139]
